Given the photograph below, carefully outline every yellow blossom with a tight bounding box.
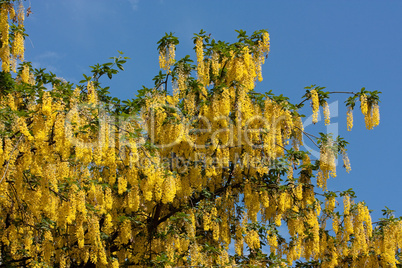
[311,89,319,124]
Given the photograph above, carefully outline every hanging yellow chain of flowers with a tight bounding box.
[0,1,25,73]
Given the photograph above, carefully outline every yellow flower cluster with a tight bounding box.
[365,103,380,130]
[360,94,368,115]
[245,229,260,250]
[17,117,33,141]
[267,230,278,253]
[262,32,270,52]
[20,65,30,83]
[341,148,351,173]
[11,31,24,63]
[195,37,209,85]
[211,51,220,77]
[86,81,98,105]
[359,94,380,130]
[17,1,24,24]
[0,5,10,72]
[310,89,319,124]
[0,2,25,73]
[7,93,16,111]
[323,101,330,125]
[317,139,336,190]
[255,32,270,82]
[172,63,187,104]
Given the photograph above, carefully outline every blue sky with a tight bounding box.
[24,0,402,221]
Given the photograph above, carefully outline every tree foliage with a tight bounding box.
[0,1,399,268]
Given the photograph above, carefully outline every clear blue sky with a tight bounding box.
[24,0,402,221]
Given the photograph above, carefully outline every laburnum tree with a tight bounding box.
[0,1,398,267]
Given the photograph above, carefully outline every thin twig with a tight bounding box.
[297,98,309,107]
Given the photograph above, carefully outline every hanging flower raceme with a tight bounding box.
[347,106,353,131]
[0,5,10,72]
[365,102,380,130]
[310,89,319,124]
[195,37,209,85]
[360,94,368,116]
[262,32,270,53]
[17,117,33,141]
[322,101,330,125]
[87,81,98,105]
[20,65,30,83]
[11,30,24,62]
